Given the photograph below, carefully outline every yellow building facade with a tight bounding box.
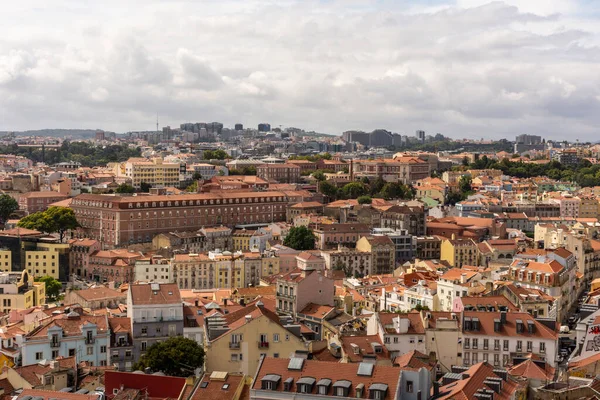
[0,250,11,272]
[204,310,308,375]
[125,158,180,189]
[0,270,45,313]
[440,238,479,268]
[25,243,69,279]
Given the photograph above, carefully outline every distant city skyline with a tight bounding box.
[1,0,600,140]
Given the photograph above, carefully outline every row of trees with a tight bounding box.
[465,156,600,188]
[0,142,141,167]
[318,177,415,202]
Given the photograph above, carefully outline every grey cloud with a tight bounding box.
[0,0,599,140]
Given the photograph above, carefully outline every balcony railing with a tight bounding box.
[50,341,60,348]
[229,342,241,349]
[85,337,95,345]
[258,341,269,349]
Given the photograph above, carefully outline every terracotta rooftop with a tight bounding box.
[253,357,402,399]
[73,287,125,302]
[436,362,519,400]
[129,283,181,305]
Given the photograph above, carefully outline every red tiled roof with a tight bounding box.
[129,283,181,305]
[436,362,519,400]
[253,357,402,399]
[18,389,97,400]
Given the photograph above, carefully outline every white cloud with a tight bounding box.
[0,0,599,140]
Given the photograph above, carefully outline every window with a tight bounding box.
[472,353,478,363]
[494,353,500,366]
[464,352,470,365]
[384,337,390,344]
[540,342,546,353]
[483,353,488,362]
[101,346,107,353]
[231,354,238,362]
[494,339,500,350]
[527,341,533,352]
[483,339,489,350]
[285,334,290,341]
[472,339,478,349]
[52,350,59,359]
[336,387,345,396]
[87,347,94,355]
[141,327,148,335]
[273,333,280,342]
[69,349,76,356]
[503,340,509,351]
[406,381,414,393]
[409,337,415,344]
[393,337,399,344]
[169,325,176,336]
[464,338,470,349]
[274,353,279,358]
[141,341,147,351]
[516,341,522,352]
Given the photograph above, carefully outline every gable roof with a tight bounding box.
[129,283,181,305]
[436,362,519,400]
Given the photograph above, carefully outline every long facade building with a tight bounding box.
[71,192,289,247]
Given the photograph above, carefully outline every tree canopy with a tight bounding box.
[0,142,141,167]
[35,276,62,302]
[18,207,79,242]
[283,226,316,250]
[115,183,135,193]
[0,195,18,224]
[357,195,372,204]
[134,336,205,377]
[202,149,229,160]
[341,182,368,199]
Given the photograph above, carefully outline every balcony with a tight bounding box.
[229,342,241,349]
[50,341,60,348]
[258,341,269,349]
[85,337,95,345]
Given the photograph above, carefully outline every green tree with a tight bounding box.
[203,149,229,160]
[192,172,203,180]
[369,177,386,196]
[18,211,57,233]
[186,181,198,192]
[0,194,18,224]
[18,207,79,242]
[357,195,372,205]
[283,226,316,250]
[35,276,62,302]
[140,182,152,192]
[312,171,326,181]
[341,182,368,199]
[458,175,472,193]
[134,336,205,377]
[115,183,135,194]
[319,181,339,199]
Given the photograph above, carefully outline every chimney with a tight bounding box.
[224,298,228,306]
[245,315,252,323]
[451,233,456,240]
[194,299,199,307]
[460,273,468,284]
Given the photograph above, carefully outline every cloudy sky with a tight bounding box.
[1,0,600,140]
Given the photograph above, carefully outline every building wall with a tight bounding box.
[72,192,289,247]
[205,315,307,375]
